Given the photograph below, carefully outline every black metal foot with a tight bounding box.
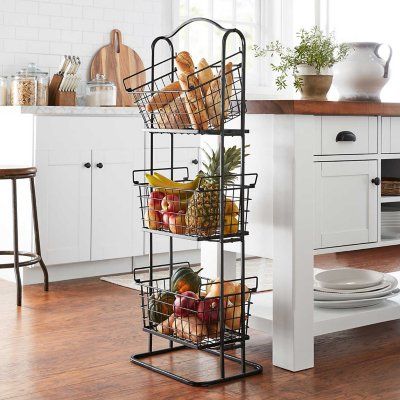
[39,259,49,292]
[131,345,263,387]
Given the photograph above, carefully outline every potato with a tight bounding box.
[156,314,175,335]
[174,315,207,343]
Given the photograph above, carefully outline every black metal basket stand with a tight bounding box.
[124,17,263,386]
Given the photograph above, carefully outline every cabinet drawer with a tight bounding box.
[320,116,378,155]
[382,117,400,153]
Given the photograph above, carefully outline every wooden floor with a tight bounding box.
[2,246,400,399]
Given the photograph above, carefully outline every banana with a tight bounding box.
[152,172,200,191]
[145,173,165,188]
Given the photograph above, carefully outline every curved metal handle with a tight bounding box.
[84,162,91,168]
[371,177,381,186]
[336,131,356,142]
[96,163,103,169]
[165,17,231,39]
[374,43,392,78]
[191,159,199,165]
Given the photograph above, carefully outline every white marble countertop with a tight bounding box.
[0,106,141,116]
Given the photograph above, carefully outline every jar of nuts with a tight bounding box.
[10,63,49,106]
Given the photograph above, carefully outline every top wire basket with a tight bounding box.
[123,51,244,132]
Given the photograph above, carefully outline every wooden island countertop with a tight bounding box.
[246,99,400,116]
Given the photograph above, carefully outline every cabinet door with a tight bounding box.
[314,161,378,249]
[145,147,200,254]
[91,149,144,261]
[36,150,92,265]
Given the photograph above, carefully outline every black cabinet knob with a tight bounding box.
[96,163,104,169]
[84,162,91,168]
[371,177,381,186]
[336,131,357,142]
[191,159,199,165]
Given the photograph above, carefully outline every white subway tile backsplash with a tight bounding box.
[0,0,165,82]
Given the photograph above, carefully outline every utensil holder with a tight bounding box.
[48,74,76,106]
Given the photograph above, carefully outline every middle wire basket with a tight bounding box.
[134,263,258,350]
[133,168,257,241]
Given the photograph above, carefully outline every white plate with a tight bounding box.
[314,275,398,300]
[315,268,384,290]
[314,290,400,309]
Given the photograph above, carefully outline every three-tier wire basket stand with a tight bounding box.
[123,17,263,386]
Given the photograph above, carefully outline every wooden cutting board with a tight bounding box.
[90,29,146,107]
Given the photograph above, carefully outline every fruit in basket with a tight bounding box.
[169,211,187,235]
[145,210,162,230]
[229,283,251,305]
[225,303,243,331]
[156,313,176,335]
[225,197,239,216]
[148,190,165,210]
[161,194,181,213]
[185,144,247,237]
[206,278,237,300]
[197,297,220,324]
[148,292,176,324]
[173,291,199,317]
[171,266,203,294]
[161,210,173,230]
[224,215,239,235]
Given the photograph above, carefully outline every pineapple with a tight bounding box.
[185,144,247,236]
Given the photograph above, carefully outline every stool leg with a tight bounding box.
[12,179,22,306]
[30,178,49,292]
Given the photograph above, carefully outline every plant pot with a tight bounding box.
[297,74,333,100]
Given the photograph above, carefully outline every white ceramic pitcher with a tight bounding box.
[333,42,392,101]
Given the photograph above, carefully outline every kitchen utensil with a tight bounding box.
[314,289,399,309]
[333,42,392,101]
[90,29,145,106]
[314,274,398,301]
[315,268,384,290]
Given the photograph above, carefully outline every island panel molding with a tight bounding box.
[247,100,400,116]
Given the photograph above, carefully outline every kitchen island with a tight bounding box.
[244,99,400,372]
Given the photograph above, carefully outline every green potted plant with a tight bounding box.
[253,26,350,100]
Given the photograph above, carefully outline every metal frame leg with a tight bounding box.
[12,179,22,306]
[30,177,49,292]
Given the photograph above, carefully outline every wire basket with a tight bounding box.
[123,51,244,132]
[382,177,400,196]
[134,263,258,350]
[133,168,257,241]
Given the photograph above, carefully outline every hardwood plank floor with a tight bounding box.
[1,247,400,400]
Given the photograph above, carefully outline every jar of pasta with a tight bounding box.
[10,74,37,106]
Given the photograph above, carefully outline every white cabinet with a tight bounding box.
[382,117,400,153]
[35,115,144,265]
[91,149,141,261]
[36,149,92,265]
[314,160,378,249]
[145,147,200,254]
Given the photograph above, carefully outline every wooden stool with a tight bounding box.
[0,167,49,306]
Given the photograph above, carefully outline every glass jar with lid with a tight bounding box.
[10,63,49,106]
[0,76,6,106]
[86,74,117,107]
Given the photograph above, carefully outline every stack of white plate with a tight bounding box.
[382,207,400,240]
[314,268,399,309]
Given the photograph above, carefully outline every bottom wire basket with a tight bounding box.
[134,263,258,350]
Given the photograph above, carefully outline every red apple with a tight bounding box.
[169,210,186,235]
[161,194,181,213]
[161,210,174,230]
[148,190,165,210]
[145,209,162,230]
[173,291,199,317]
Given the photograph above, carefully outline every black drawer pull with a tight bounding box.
[371,177,381,186]
[84,162,91,168]
[191,159,199,165]
[97,163,104,169]
[336,131,356,142]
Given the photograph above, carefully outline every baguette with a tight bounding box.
[224,62,233,117]
[145,81,181,112]
[178,73,209,130]
[197,58,214,97]
[155,95,191,129]
[175,51,195,75]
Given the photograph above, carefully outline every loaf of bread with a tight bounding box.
[175,51,195,75]
[197,58,214,97]
[205,62,233,129]
[155,94,191,129]
[178,73,209,130]
[145,81,182,112]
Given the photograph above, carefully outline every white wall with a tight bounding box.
[0,0,173,95]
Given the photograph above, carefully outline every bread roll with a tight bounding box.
[197,58,214,97]
[156,95,191,129]
[175,51,195,75]
[178,73,209,130]
[224,62,233,117]
[145,81,182,112]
